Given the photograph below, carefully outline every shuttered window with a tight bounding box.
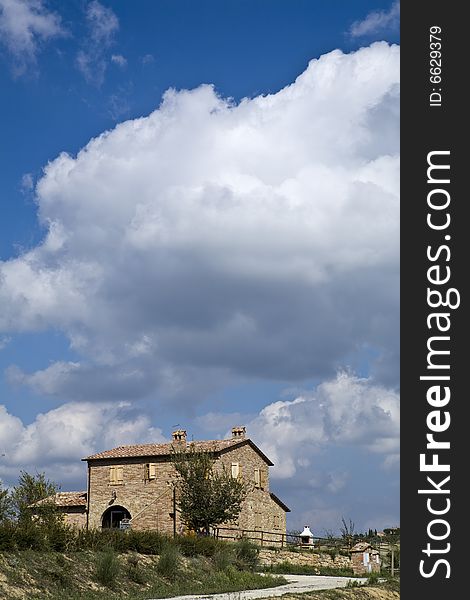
[260,469,267,489]
[144,463,157,480]
[109,466,124,485]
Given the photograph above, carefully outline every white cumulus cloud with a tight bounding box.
[1,42,400,404]
[247,371,400,479]
[0,402,166,487]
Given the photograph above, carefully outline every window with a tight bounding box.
[254,469,261,488]
[144,463,157,480]
[273,515,280,529]
[109,466,123,485]
[231,462,242,479]
[260,469,268,489]
[254,512,262,529]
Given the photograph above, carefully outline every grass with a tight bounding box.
[260,561,358,578]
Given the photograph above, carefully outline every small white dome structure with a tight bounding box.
[300,525,314,546]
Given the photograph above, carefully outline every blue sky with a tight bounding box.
[0,0,399,533]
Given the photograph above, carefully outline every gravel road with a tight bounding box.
[146,573,368,600]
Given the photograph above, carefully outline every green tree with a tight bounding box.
[0,479,13,523]
[172,445,247,535]
[10,471,60,523]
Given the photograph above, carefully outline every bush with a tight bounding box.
[127,530,166,555]
[45,522,75,552]
[234,538,259,571]
[0,522,16,551]
[157,544,181,581]
[13,521,48,551]
[367,572,380,585]
[126,554,147,584]
[176,534,220,557]
[346,579,363,588]
[95,549,120,588]
[213,544,235,571]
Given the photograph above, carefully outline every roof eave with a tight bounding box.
[270,492,291,513]
[217,439,274,466]
[82,438,274,466]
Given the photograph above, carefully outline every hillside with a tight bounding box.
[0,549,284,600]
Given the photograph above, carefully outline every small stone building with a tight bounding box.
[32,491,87,528]
[351,541,381,574]
[82,427,290,539]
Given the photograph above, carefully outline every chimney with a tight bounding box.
[231,426,246,440]
[172,429,187,444]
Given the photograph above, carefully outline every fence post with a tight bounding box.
[261,531,264,547]
[391,547,395,577]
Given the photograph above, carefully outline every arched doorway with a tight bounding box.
[101,505,131,529]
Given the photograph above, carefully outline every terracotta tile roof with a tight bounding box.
[351,541,377,552]
[32,491,87,508]
[83,438,243,461]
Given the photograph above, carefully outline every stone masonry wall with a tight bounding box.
[216,445,286,537]
[259,548,352,571]
[63,510,87,529]
[87,457,178,534]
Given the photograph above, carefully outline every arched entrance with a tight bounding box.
[101,505,131,529]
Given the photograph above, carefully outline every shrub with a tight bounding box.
[234,538,259,571]
[213,544,235,571]
[13,522,48,551]
[126,554,147,584]
[95,549,120,588]
[156,544,181,581]
[177,534,220,557]
[346,579,363,588]
[0,522,16,551]
[45,522,76,552]
[367,572,380,585]
[127,530,166,555]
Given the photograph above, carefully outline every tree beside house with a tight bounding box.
[36,426,290,539]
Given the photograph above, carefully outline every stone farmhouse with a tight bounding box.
[45,427,290,539]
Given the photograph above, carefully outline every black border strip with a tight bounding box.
[401,2,465,597]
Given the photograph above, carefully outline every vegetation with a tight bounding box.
[0,473,281,599]
[171,444,248,535]
[0,545,285,600]
[10,471,60,523]
[95,549,121,588]
[261,561,358,578]
[0,480,13,523]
